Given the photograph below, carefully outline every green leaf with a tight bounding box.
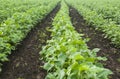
[44,62,54,71]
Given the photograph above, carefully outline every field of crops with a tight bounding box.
[0,0,120,79]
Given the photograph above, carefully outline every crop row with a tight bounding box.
[40,1,112,79]
[66,0,120,47]
[76,0,120,24]
[0,0,46,23]
[0,0,60,72]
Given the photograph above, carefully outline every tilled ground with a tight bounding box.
[69,7,120,79]
[0,3,120,79]
[0,3,60,79]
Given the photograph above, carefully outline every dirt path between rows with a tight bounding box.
[0,3,60,79]
[69,7,120,79]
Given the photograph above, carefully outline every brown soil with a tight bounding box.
[0,4,60,79]
[69,7,120,79]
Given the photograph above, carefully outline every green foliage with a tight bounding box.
[77,0,120,24]
[67,0,120,47]
[0,0,60,72]
[40,1,112,79]
[0,0,44,23]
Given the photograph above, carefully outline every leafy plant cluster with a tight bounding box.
[75,0,120,24]
[0,0,60,72]
[67,0,120,47]
[0,0,45,23]
[40,1,112,79]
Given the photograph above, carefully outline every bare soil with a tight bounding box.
[0,3,60,79]
[69,7,120,79]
